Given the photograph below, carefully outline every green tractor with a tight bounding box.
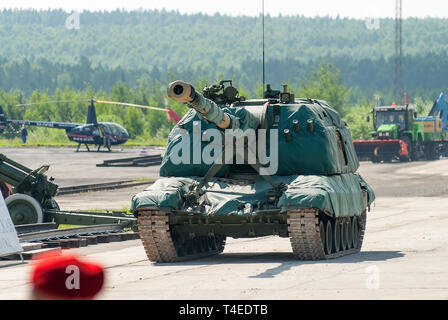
[354,93,448,162]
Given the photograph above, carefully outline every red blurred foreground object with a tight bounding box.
[30,252,104,300]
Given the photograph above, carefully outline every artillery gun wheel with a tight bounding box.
[5,193,43,225]
[287,209,366,260]
[137,210,226,263]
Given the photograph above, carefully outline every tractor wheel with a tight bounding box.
[414,135,425,160]
[5,193,43,225]
[425,142,439,161]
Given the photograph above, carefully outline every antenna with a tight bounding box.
[262,0,265,94]
[394,0,403,105]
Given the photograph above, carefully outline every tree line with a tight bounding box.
[1,53,447,103]
[1,9,448,70]
[0,63,436,145]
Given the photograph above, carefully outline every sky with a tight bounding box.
[2,0,448,18]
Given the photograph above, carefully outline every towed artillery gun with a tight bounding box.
[132,80,375,262]
[0,153,136,227]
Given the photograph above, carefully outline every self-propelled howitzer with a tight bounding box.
[132,80,375,262]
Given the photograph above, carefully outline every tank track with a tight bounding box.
[137,209,226,263]
[137,208,366,262]
[287,208,366,260]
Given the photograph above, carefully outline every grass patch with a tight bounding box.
[57,224,82,229]
[87,208,132,215]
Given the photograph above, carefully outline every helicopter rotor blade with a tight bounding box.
[16,99,90,107]
[94,100,168,112]
[13,98,182,124]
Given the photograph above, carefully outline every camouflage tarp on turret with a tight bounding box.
[160,100,358,177]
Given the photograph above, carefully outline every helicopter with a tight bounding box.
[0,99,181,152]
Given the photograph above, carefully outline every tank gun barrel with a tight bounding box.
[168,80,231,129]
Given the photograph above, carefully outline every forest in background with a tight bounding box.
[2,9,448,68]
[0,9,444,145]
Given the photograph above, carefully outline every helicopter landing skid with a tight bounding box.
[76,143,91,152]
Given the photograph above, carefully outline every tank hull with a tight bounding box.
[132,174,373,262]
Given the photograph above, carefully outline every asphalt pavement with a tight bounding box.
[1,147,448,299]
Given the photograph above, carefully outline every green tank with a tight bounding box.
[132,80,375,262]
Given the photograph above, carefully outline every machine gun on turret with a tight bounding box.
[202,80,245,105]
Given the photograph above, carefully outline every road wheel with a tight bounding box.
[319,220,325,250]
[352,217,359,248]
[216,235,226,253]
[206,235,215,251]
[5,193,43,225]
[347,218,353,249]
[325,220,333,255]
[199,236,208,253]
[192,237,202,254]
[185,239,194,255]
[332,220,341,253]
[341,219,349,250]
